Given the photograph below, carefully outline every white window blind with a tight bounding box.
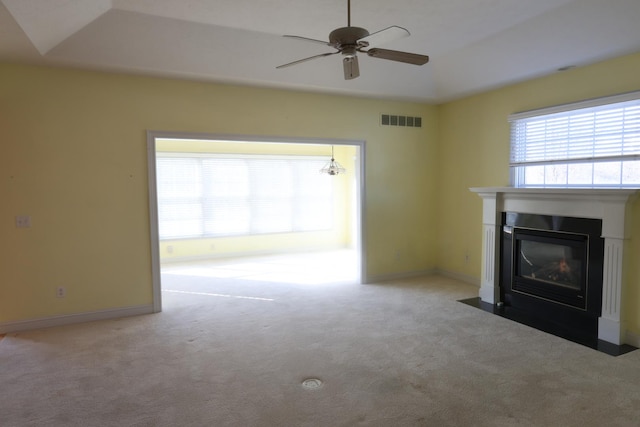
[510,92,640,188]
[156,155,333,239]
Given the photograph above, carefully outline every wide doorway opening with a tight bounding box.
[147,132,365,312]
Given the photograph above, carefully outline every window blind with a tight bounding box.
[156,155,334,240]
[509,92,640,187]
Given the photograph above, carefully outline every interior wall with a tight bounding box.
[155,140,356,262]
[436,51,640,336]
[0,63,437,324]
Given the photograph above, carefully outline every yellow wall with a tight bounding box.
[437,51,640,334]
[0,63,437,323]
[155,139,356,261]
[2,51,638,332]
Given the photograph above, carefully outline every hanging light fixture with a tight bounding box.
[319,145,346,175]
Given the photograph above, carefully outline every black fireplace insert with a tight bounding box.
[501,212,604,343]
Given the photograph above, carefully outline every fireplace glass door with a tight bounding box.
[512,228,589,309]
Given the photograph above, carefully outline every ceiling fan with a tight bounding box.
[276,0,429,80]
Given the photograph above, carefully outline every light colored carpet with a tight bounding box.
[2,273,640,426]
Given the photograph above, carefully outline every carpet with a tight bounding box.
[1,274,640,426]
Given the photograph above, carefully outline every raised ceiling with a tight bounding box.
[1,0,639,103]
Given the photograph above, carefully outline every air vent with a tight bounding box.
[381,114,422,128]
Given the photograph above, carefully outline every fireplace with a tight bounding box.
[500,212,604,344]
[470,187,638,351]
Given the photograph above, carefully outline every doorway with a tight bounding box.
[147,131,366,312]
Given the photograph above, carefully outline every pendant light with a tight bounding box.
[319,145,346,175]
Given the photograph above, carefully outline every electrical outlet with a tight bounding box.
[56,287,66,298]
[15,215,32,228]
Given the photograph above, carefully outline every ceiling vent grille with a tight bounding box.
[380,114,422,128]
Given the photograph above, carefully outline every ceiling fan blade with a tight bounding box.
[366,48,429,65]
[358,26,410,47]
[343,56,360,80]
[283,35,331,47]
[276,51,339,69]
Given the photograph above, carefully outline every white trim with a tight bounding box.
[147,132,162,313]
[0,305,153,334]
[508,90,640,121]
[151,130,361,147]
[481,224,500,304]
[146,130,368,314]
[357,142,367,284]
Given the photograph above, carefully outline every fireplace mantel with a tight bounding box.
[470,187,639,345]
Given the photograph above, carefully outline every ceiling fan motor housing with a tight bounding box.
[329,26,370,52]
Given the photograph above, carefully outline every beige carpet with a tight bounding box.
[2,273,640,426]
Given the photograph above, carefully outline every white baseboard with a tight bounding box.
[0,305,154,334]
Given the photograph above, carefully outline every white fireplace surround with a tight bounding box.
[470,187,639,345]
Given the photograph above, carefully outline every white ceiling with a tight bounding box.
[1,0,639,103]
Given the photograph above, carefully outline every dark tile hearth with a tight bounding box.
[459,297,638,357]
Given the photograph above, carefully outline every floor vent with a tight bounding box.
[381,114,422,128]
[301,378,323,390]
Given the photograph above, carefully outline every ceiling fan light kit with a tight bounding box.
[277,0,429,80]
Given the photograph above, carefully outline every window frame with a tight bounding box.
[509,91,640,188]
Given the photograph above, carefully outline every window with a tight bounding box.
[156,154,333,239]
[510,92,640,188]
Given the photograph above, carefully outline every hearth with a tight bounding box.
[500,212,604,344]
